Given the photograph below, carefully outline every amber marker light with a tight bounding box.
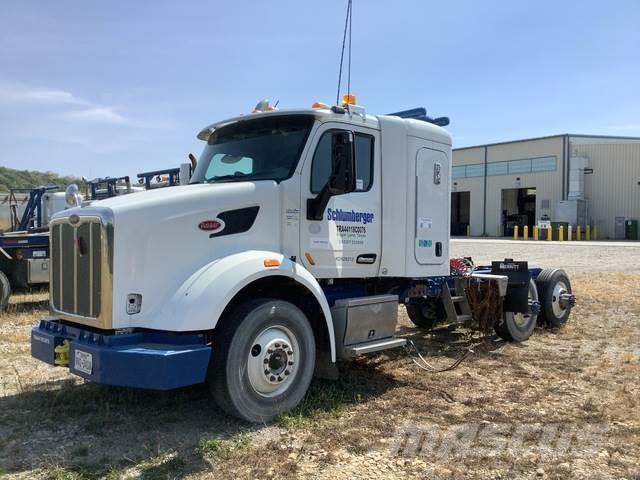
[304,252,316,265]
[263,258,281,268]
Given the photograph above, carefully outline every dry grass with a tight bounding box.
[0,268,639,479]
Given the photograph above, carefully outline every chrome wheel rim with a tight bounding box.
[551,281,569,318]
[247,325,300,397]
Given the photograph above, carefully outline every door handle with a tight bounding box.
[435,242,442,257]
[356,253,377,264]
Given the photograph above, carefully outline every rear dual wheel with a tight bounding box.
[536,269,573,328]
[209,298,316,423]
[495,279,539,342]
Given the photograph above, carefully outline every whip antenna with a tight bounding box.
[336,0,353,105]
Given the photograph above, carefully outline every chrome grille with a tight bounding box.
[50,217,105,320]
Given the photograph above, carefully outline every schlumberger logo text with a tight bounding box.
[327,208,375,224]
[387,422,609,459]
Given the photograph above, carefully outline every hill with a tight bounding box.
[0,166,82,192]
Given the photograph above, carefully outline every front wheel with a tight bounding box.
[494,279,539,342]
[209,298,316,423]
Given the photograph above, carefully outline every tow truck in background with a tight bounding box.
[1,166,192,310]
[31,98,575,423]
[0,186,69,310]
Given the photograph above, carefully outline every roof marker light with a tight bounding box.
[342,94,357,106]
[312,101,330,109]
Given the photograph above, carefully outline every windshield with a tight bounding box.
[191,115,315,184]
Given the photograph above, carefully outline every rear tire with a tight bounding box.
[0,271,11,311]
[495,279,538,342]
[405,299,445,330]
[209,298,316,423]
[536,269,573,328]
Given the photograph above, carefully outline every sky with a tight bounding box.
[1,0,639,178]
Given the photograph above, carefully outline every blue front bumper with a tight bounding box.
[31,320,212,390]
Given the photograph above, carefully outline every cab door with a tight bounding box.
[415,147,449,265]
[299,123,381,278]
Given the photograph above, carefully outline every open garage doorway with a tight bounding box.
[451,191,470,236]
[501,188,536,237]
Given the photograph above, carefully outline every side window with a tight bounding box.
[310,131,333,194]
[310,130,375,194]
[354,133,374,191]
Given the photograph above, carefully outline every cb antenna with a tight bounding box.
[335,0,353,106]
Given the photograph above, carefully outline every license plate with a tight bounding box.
[74,350,93,375]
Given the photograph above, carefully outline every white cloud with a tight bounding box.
[63,106,128,125]
[0,81,130,125]
[0,83,88,106]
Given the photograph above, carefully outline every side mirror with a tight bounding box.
[307,131,356,220]
[328,131,355,195]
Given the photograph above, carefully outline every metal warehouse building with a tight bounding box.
[450,134,640,240]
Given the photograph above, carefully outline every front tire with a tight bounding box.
[209,298,316,423]
[495,279,538,342]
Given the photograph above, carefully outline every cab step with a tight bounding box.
[342,338,407,358]
[442,278,474,324]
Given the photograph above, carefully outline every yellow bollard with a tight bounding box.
[466,224,471,237]
[547,225,552,241]
[558,225,564,241]
[568,225,573,241]
[523,225,529,240]
[533,225,539,241]
[577,225,582,241]
[593,224,598,240]
[513,225,519,240]
[586,225,591,241]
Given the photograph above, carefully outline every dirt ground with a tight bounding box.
[0,240,639,479]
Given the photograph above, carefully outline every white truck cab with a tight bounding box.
[31,102,575,422]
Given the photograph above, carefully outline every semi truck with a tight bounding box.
[31,100,575,422]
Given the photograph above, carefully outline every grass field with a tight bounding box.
[1,242,639,479]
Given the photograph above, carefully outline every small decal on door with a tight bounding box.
[418,217,432,230]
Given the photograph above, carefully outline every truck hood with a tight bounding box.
[92,181,273,215]
[69,181,283,329]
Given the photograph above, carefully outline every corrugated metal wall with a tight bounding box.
[485,137,564,236]
[453,135,640,239]
[572,140,640,239]
[452,136,564,236]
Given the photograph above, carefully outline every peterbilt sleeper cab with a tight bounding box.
[31,102,574,422]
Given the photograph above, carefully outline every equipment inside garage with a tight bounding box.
[451,191,470,236]
[501,187,536,237]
